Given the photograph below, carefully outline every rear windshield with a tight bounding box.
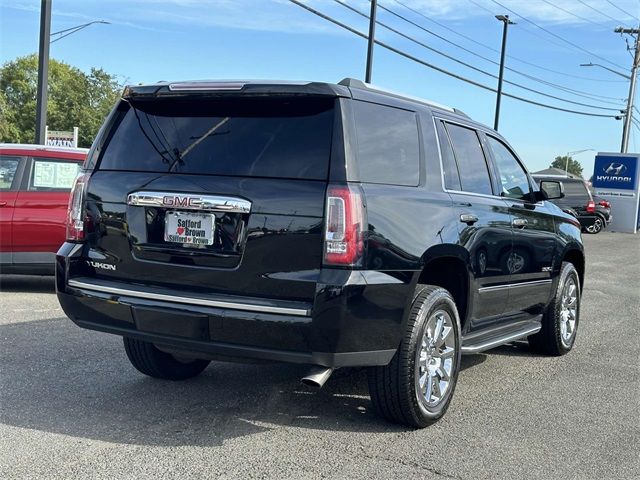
[97,97,334,180]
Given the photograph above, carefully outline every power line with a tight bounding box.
[574,0,626,24]
[392,0,626,84]
[539,0,611,28]
[335,0,622,111]
[288,0,618,118]
[605,0,640,22]
[486,0,628,71]
[379,1,626,104]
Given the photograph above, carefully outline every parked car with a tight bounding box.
[56,79,585,428]
[588,193,612,234]
[531,175,599,233]
[0,143,87,274]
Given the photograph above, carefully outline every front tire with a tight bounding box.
[528,262,581,355]
[123,337,210,380]
[367,285,462,428]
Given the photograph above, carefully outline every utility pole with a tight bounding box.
[35,0,52,145]
[494,15,515,131]
[615,26,640,153]
[364,0,377,83]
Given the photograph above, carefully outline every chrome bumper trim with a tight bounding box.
[67,279,310,317]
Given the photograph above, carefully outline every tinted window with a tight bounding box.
[28,158,81,191]
[0,156,21,190]
[436,121,461,190]
[99,97,334,180]
[445,123,493,195]
[353,101,420,186]
[561,180,590,198]
[487,136,531,200]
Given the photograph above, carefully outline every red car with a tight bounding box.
[0,143,87,274]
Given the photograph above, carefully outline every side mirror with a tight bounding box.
[539,180,564,200]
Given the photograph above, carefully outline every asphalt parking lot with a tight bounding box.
[1,232,639,479]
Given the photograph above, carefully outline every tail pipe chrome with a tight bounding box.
[301,366,334,388]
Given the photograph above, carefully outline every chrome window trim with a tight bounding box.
[67,279,310,317]
[432,116,498,199]
[478,279,552,293]
[433,116,546,207]
[127,191,252,214]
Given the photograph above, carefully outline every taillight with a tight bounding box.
[586,200,595,214]
[599,200,610,208]
[66,172,89,242]
[323,184,366,266]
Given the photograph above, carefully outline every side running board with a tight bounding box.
[461,320,541,354]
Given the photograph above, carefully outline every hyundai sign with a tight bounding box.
[592,155,637,190]
[592,153,639,234]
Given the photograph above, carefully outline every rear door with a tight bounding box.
[0,155,25,264]
[436,120,513,330]
[13,157,81,262]
[78,95,337,303]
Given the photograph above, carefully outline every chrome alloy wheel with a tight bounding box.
[415,310,456,408]
[560,277,578,346]
[586,217,603,234]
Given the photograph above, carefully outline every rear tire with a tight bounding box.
[123,337,210,380]
[367,285,461,428]
[528,262,581,356]
[586,217,603,234]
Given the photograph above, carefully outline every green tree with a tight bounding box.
[0,54,121,147]
[550,156,583,178]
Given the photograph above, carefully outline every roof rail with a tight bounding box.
[338,77,464,115]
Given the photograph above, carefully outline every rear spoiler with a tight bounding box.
[122,81,351,99]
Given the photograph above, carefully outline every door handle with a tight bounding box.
[512,218,528,228]
[460,213,478,225]
[0,202,7,207]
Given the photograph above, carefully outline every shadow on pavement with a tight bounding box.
[0,275,56,293]
[0,317,495,447]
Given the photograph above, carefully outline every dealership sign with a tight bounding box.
[592,153,639,233]
[45,126,79,148]
[592,155,637,190]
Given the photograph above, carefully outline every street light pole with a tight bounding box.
[494,15,515,131]
[565,149,594,177]
[615,27,640,153]
[35,0,52,145]
[365,0,377,83]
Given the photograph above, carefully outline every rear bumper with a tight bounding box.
[56,244,413,368]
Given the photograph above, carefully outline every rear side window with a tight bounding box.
[562,180,590,198]
[28,158,81,191]
[445,123,493,196]
[98,97,334,180]
[435,120,461,191]
[352,101,420,186]
[0,156,22,190]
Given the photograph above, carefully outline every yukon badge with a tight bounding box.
[88,261,116,271]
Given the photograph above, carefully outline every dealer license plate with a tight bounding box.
[164,211,215,246]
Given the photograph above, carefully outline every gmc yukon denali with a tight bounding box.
[56,79,585,427]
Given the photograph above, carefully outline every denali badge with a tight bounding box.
[88,261,116,271]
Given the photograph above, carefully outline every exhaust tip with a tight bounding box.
[301,366,333,389]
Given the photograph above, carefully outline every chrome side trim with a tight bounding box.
[461,325,541,354]
[127,191,251,214]
[479,279,552,293]
[67,280,310,317]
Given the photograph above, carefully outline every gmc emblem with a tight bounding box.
[162,196,197,207]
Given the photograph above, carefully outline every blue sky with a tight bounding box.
[1,0,639,175]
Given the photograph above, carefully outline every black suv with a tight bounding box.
[57,79,585,428]
[532,175,599,233]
